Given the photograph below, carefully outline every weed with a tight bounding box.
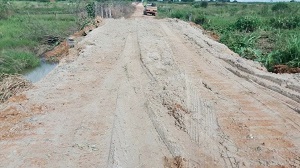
[234,16,260,32]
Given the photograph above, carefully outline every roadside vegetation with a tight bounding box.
[0,0,134,75]
[157,2,300,73]
[0,1,80,74]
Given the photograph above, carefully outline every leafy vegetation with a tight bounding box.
[194,14,208,25]
[157,2,300,72]
[234,16,260,32]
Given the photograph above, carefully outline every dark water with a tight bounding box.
[23,61,57,83]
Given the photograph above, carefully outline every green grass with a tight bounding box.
[0,1,80,74]
[1,1,134,74]
[0,50,40,74]
[157,2,300,72]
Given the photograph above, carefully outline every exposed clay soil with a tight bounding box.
[0,4,300,168]
[273,65,300,74]
[43,16,103,62]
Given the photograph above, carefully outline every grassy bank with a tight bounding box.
[157,2,300,72]
[0,1,80,74]
[0,0,135,75]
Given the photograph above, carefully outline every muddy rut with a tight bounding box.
[1,4,300,168]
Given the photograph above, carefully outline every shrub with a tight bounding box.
[270,16,300,29]
[200,1,209,8]
[86,2,95,18]
[193,3,201,8]
[271,2,289,12]
[220,32,261,59]
[279,36,300,67]
[258,36,300,70]
[194,14,208,25]
[170,10,187,20]
[234,16,260,32]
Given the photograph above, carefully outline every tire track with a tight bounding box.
[107,30,174,167]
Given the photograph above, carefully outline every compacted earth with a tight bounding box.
[1,4,300,168]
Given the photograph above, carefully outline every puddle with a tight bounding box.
[23,61,57,83]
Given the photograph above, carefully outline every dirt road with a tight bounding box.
[1,4,300,167]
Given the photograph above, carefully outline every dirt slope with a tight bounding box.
[1,4,300,168]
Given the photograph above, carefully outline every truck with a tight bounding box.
[143,3,157,16]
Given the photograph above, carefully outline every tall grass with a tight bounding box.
[0,1,81,74]
[260,35,300,70]
[0,50,40,74]
[0,0,135,74]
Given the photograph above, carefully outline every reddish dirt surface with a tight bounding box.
[44,17,103,61]
[0,4,299,168]
[273,65,300,74]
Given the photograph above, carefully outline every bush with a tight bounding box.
[220,32,261,59]
[200,1,209,8]
[194,14,208,25]
[278,36,300,67]
[270,16,300,29]
[193,2,201,8]
[170,10,188,20]
[194,1,208,8]
[234,16,260,32]
[271,2,289,12]
[86,2,95,18]
[258,36,300,70]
